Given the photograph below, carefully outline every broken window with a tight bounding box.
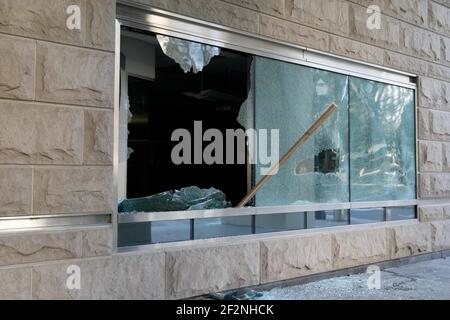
[118,28,416,246]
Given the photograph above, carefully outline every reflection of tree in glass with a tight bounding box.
[350,78,415,201]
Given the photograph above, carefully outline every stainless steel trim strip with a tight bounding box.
[118,200,418,223]
[117,2,306,65]
[113,19,122,252]
[0,213,112,232]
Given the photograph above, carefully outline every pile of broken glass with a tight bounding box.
[118,186,231,213]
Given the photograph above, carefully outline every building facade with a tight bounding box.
[0,0,450,299]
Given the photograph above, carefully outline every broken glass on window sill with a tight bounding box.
[118,186,231,213]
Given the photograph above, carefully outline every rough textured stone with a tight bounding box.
[259,14,329,51]
[429,1,450,36]
[0,0,84,45]
[431,110,450,138]
[419,141,443,172]
[419,109,450,141]
[329,35,384,65]
[443,37,450,63]
[444,206,450,219]
[419,206,445,222]
[388,223,432,259]
[84,109,114,165]
[0,231,82,267]
[419,77,450,110]
[332,228,388,269]
[428,63,450,82]
[351,0,427,26]
[434,0,450,8]
[401,25,440,61]
[383,50,428,75]
[223,0,284,16]
[431,220,450,250]
[0,168,32,217]
[85,0,116,51]
[0,35,35,100]
[82,227,113,258]
[350,4,400,49]
[161,0,259,34]
[418,108,431,139]
[260,233,332,283]
[166,243,259,299]
[0,101,83,165]
[32,253,165,299]
[420,173,450,198]
[443,143,450,171]
[36,42,114,108]
[286,0,349,35]
[33,166,113,214]
[0,267,31,300]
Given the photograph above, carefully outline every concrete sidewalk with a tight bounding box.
[256,257,450,300]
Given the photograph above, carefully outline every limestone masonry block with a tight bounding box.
[31,252,165,299]
[0,267,31,300]
[401,24,440,61]
[33,166,114,214]
[419,77,450,111]
[85,0,116,51]
[388,223,432,259]
[84,109,114,165]
[260,233,332,283]
[429,1,450,37]
[428,63,450,83]
[332,228,389,269]
[419,206,445,222]
[286,0,349,35]
[350,4,400,49]
[82,227,113,258]
[0,231,82,267]
[329,35,384,65]
[419,141,443,172]
[0,168,32,217]
[431,220,450,251]
[352,0,427,26]
[0,101,84,165]
[36,42,114,108]
[259,14,329,51]
[224,0,285,17]
[0,35,35,100]
[0,0,84,45]
[383,51,428,76]
[165,243,260,299]
[420,173,450,198]
[162,0,259,34]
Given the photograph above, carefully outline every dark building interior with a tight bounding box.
[125,31,252,206]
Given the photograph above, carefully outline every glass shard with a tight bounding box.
[156,35,220,73]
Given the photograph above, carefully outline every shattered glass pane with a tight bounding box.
[254,57,350,206]
[156,35,220,73]
[349,78,416,201]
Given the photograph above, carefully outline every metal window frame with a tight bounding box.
[113,1,419,251]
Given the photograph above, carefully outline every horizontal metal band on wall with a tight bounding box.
[0,213,112,233]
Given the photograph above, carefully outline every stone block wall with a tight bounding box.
[1,0,450,299]
[0,0,116,297]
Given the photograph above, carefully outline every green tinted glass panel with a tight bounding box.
[254,57,350,206]
[349,78,416,201]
